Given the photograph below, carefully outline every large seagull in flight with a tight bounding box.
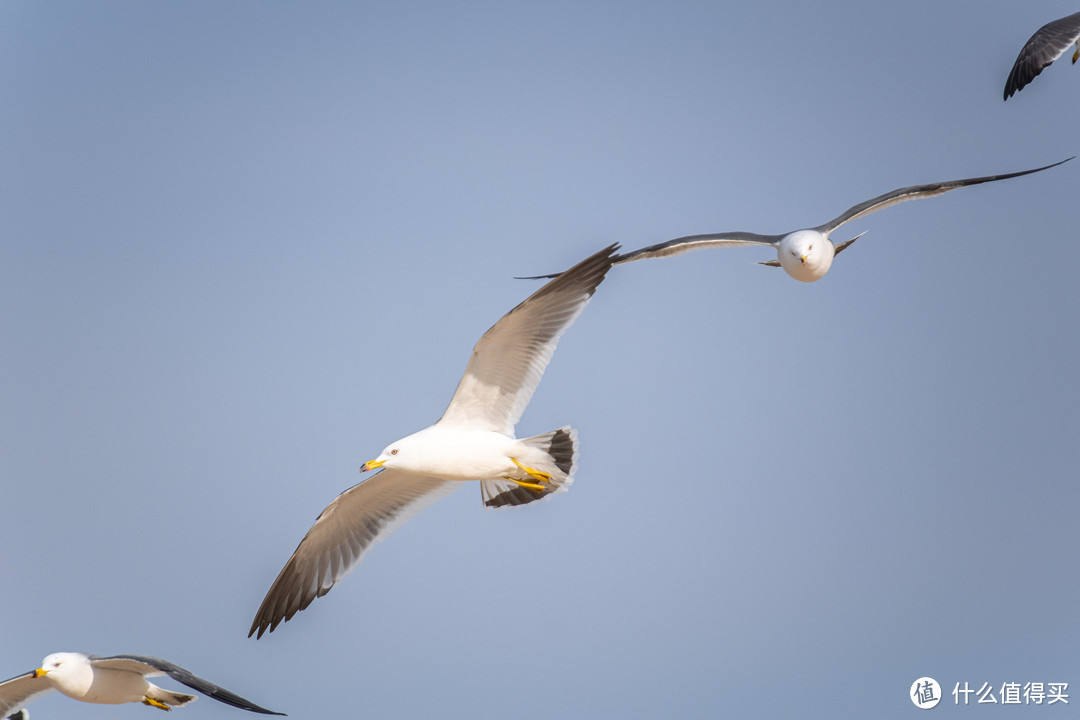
[250,244,617,638]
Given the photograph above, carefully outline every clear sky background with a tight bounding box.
[3,2,1078,718]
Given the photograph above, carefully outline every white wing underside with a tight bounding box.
[89,656,168,676]
[249,469,459,637]
[0,673,52,718]
[437,245,617,435]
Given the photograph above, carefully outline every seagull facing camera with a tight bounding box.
[519,159,1071,283]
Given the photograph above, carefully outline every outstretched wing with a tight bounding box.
[0,671,52,718]
[249,470,458,638]
[611,232,780,265]
[437,244,617,435]
[517,233,777,280]
[1004,11,1080,99]
[90,656,285,715]
[815,158,1073,235]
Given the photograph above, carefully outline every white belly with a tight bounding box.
[394,426,522,481]
[57,669,149,705]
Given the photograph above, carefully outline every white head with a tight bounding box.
[35,652,93,694]
[778,229,834,282]
[360,431,426,473]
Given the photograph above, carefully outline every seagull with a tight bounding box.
[1004,11,1080,99]
[249,244,618,638]
[519,159,1070,283]
[0,653,284,716]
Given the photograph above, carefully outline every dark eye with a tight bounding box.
[390,449,398,455]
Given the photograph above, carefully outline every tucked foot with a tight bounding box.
[511,457,551,482]
[511,479,547,493]
[508,458,554,493]
[143,698,172,711]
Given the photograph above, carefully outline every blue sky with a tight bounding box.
[3,2,1078,718]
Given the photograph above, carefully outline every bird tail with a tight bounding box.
[481,426,578,508]
[145,685,197,708]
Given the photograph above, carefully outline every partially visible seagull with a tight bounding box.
[520,159,1070,283]
[249,244,618,638]
[0,653,284,716]
[1005,11,1080,99]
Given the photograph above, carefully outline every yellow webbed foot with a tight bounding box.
[143,698,172,711]
[508,458,552,493]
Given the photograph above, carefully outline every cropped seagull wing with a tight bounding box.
[1004,11,1080,99]
[0,671,52,718]
[249,470,458,638]
[90,656,285,715]
[815,158,1073,235]
[437,244,617,434]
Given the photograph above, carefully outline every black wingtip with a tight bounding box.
[514,243,620,282]
[248,615,279,640]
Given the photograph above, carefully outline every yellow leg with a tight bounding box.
[509,458,551,493]
[511,457,551,482]
[143,698,172,711]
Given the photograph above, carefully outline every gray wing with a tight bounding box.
[1004,11,1080,99]
[814,158,1073,235]
[436,244,616,434]
[89,656,284,715]
[516,234,777,279]
[249,469,458,638]
[0,672,51,718]
[612,232,781,264]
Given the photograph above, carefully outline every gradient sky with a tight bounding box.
[3,2,1079,718]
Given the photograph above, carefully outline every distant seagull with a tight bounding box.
[249,244,618,638]
[0,653,284,716]
[521,160,1071,283]
[1004,11,1080,99]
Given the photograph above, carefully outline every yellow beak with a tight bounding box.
[34,668,48,678]
[360,459,385,472]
